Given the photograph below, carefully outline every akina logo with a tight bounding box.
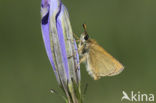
[121,91,154,102]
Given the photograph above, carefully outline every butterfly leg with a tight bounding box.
[68,51,77,59]
[73,33,80,42]
[79,55,87,64]
[75,55,87,71]
[78,44,85,54]
[73,33,80,40]
[67,33,79,41]
[68,55,74,59]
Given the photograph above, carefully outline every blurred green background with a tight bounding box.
[0,0,156,103]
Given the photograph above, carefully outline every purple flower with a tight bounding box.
[41,0,81,102]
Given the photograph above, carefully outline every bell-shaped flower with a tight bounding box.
[41,0,81,102]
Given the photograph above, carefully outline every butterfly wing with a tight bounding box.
[87,40,124,80]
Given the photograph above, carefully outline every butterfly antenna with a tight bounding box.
[82,24,88,35]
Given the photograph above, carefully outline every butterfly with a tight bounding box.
[75,24,124,80]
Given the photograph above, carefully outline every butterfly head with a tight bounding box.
[80,24,89,43]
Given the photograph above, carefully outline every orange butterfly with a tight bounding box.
[75,24,124,80]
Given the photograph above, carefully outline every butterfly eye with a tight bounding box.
[84,35,89,40]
